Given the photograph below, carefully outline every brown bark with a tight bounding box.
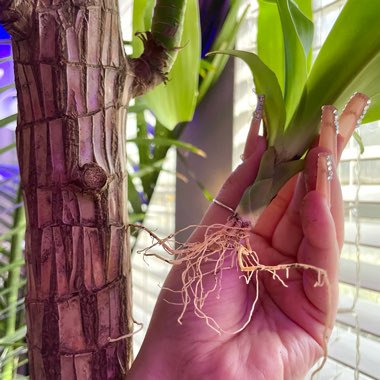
[0,1,155,378]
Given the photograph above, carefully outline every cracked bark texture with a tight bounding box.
[0,1,137,378]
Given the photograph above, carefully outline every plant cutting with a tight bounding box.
[127,1,379,377]
[212,0,380,212]
[127,96,369,380]
[135,0,377,331]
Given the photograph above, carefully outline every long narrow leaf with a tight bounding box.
[210,49,285,145]
[128,137,207,157]
[286,0,380,157]
[0,326,26,346]
[127,174,143,216]
[0,143,16,155]
[0,114,17,128]
[258,0,285,93]
[0,222,25,242]
[276,0,313,125]
[333,50,380,123]
[0,259,24,275]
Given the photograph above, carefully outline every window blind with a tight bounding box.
[126,1,380,376]
[234,1,380,379]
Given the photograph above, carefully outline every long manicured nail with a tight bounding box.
[319,105,337,163]
[340,93,371,150]
[316,153,333,208]
[242,94,265,160]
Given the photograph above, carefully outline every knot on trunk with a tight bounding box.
[80,163,108,191]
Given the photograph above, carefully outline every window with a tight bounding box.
[234,1,380,378]
[126,1,380,376]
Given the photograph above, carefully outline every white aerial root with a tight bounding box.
[130,216,332,376]
[130,217,331,339]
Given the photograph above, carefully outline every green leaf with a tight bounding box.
[287,0,313,56]
[0,222,26,242]
[240,149,304,212]
[353,131,365,154]
[0,143,16,155]
[362,93,380,124]
[293,0,312,19]
[241,147,276,212]
[0,326,26,345]
[270,158,304,198]
[258,0,285,93]
[127,174,143,216]
[210,50,285,145]
[0,114,17,128]
[131,0,155,58]
[333,50,380,120]
[0,83,15,94]
[307,0,380,105]
[276,0,313,125]
[131,160,164,178]
[138,0,201,130]
[128,137,206,157]
[287,0,380,157]
[129,213,146,224]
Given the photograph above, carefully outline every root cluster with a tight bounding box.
[130,216,329,336]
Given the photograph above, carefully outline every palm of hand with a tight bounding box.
[144,185,338,380]
[128,96,368,380]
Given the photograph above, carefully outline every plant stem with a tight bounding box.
[2,188,25,380]
[151,0,187,71]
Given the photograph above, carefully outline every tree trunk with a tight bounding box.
[0,0,186,378]
[1,1,132,378]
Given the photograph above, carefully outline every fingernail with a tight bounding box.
[254,94,265,120]
[319,106,337,162]
[243,94,265,160]
[339,93,371,152]
[316,153,333,208]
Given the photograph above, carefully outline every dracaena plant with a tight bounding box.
[214,0,380,211]
[127,0,247,228]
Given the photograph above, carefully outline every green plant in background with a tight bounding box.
[0,190,26,379]
[127,0,247,231]
[0,24,27,378]
[214,0,380,211]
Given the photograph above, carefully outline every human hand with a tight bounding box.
[127,93,370,380]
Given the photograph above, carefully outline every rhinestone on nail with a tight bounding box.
[356,98,372,128]
[333,109,339,134]
[326,155,333,181]
[253,94,265,120]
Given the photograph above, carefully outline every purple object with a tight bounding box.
[199,0,230,57]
